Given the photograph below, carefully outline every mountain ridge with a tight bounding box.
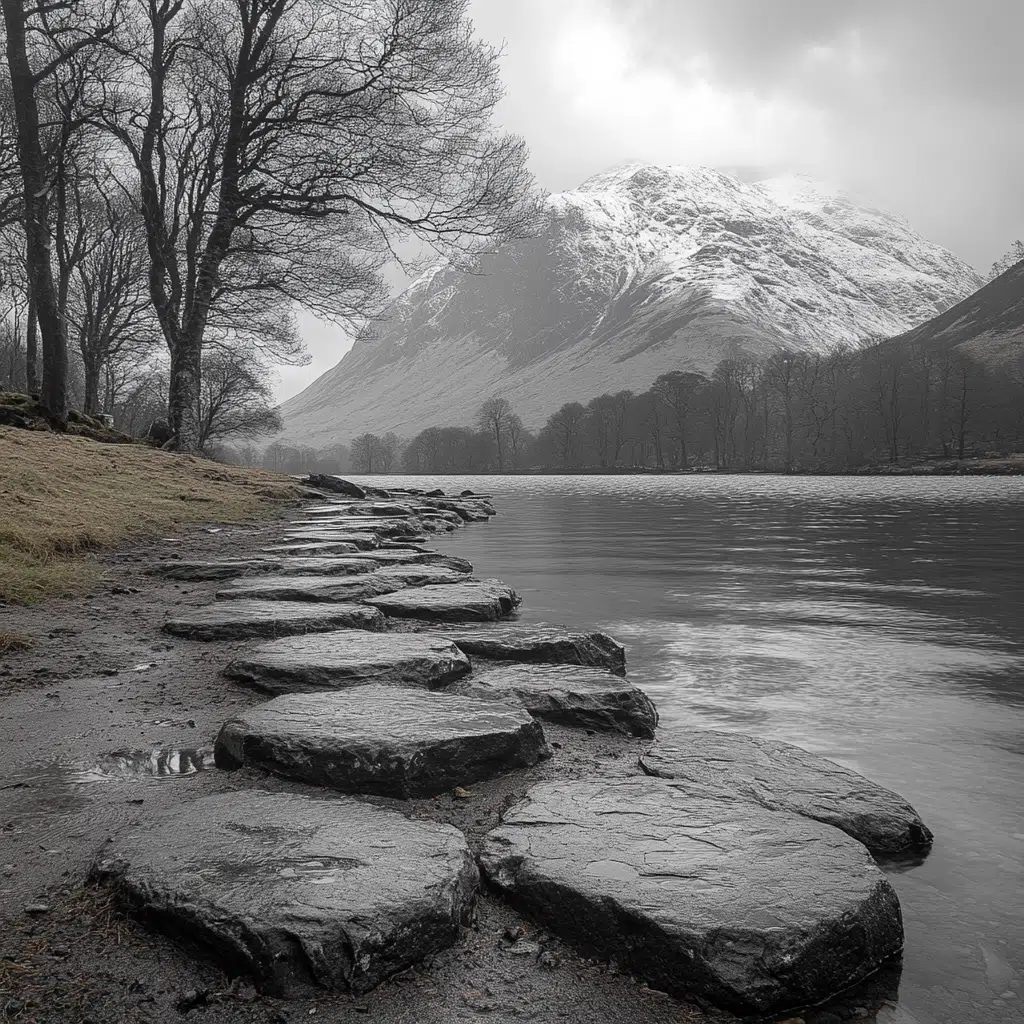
[280,164,982,447]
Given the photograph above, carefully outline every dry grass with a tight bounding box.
[0,426,307,604]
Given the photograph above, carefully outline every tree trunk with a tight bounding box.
[83,356,101,416]
[168,338,202,450]
[2,0,68,419]
[25,290,38,393]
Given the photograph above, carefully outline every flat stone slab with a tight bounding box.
[640,731,933,855]
[215,686,550,797]
[279,533,384,550]
[144,558,282,581]
[163,600,384,640]
[438,624,627,675]
[480,778,903,1016]
[224,631,472,694]
[263,541,364,555]
[91,791,476,995]
[270,556,386,576]
[366,579,520,622]
[448,664,658,738]
[348,549,473,573]
[216,574,402,603]
[368,564,472,587]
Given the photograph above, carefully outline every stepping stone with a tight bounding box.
[448,664,658,738]
[264,541,365,555]
[640,731,933,855]
[163,600,384,640]
[270,557,386,576]
[304,474,366,497]
[144,558,282,581]
[480,778,903,1017]
[274,536,382,552]
[216,574,402,603]
[439,624,626,675]
[91,791,475,995]
[285,519,421,539]
[224,631,472,694]
[366,579,520,622]
[348,549,473,573]
[215,686,550,797]
[368,564,471,587]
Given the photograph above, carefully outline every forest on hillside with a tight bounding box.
[253,341,1024,476]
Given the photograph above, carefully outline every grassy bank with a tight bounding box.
[0,427,309,605]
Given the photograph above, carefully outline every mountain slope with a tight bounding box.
[281,164,981,446]
[884,258,1024,374]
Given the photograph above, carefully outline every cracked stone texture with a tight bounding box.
[346,549,474,573]
[162,600,385,640]
[278,533,383,550]
[480,777,904,1017]
[437,624,627,675]
[215,685,551,797]
[640,731,933,855]
[263,541,367,555]
[224,630,472,694]
[448,664,658,738]
[366,579,521,622]
[263,556,391,576]
[143,558,283,581]
[90,790,478,996]
[215,574,404,603]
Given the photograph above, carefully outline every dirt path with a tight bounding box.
[0,518,732,1024]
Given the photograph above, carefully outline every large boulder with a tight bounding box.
[215,574,402,603]
[92,790,476,995]
[480,778,904,1017]
[304,474,366,498]
[144,558,282,581]
[366,579,520,623]
[448,664,658,738]
[215,686,550,797]
[224,631,472,694]
[640,731,933,855]
[439,624,627,675]
[163,600,384,640]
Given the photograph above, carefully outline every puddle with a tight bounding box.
[71,747,216,782]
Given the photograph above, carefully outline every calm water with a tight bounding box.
[358,474,1024,1024]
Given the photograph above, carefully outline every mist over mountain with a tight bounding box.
[280,164,981,447]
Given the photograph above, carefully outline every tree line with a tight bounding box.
[253,343,1022,475]
[0,0,535,451]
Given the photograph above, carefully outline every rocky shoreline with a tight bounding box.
[0,479,932,1023]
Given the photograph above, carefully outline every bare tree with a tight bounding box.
[196,346,280,449]
[476,396,514,471]
[350,432,382,473]
[99,0,537,451]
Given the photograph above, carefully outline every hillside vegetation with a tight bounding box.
[0,425,307,605]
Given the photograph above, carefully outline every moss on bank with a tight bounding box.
[0,426,307,604]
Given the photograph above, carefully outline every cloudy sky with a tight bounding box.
[278,0,1024,401]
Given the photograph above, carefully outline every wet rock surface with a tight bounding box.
[640,730,933,855]
[437,624,628,675]
[224,630,472,694]
[367,579,520,622]
[279,532,383,550]
[262,540,363,555]
[143,558,282,581]
[448,663,658,738]
[215,686,551,797]
[348,549,474,573]
[264,555,387,575]
[215,573,402,603]
[480,777,904,1016]
[91,789,476,996]
[163,600,385,640]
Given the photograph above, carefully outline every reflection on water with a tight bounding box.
[358,473,1024,1024]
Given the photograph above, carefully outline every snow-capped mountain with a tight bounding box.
[281,164,981,446]
[987,241,1024,282]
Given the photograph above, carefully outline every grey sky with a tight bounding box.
[279,0,1023,401]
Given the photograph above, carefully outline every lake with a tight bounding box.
[355,473,1024,1024]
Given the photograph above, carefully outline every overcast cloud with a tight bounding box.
[280,0,1023,401]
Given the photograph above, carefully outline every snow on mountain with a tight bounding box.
[987,240,1024,282]
[280,164,982,447]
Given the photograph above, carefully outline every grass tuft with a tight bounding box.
[1,426,306,604]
